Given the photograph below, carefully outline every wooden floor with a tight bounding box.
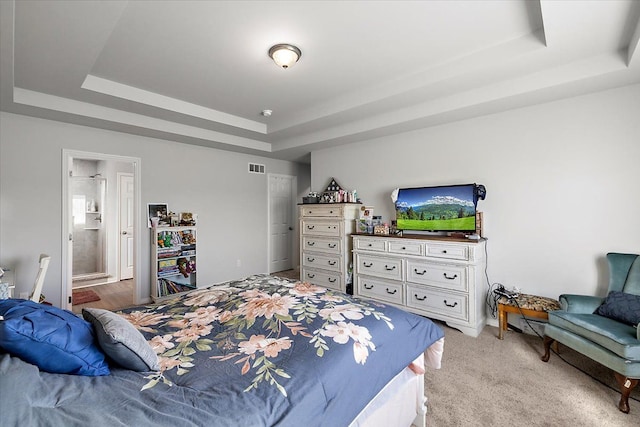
[71,270,300,315]
[72,279,134,314]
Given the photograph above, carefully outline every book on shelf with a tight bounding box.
[157,278,197,297]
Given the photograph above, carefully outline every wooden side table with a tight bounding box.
[498,293,561,339]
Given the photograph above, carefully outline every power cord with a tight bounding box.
[482,239,638,403]
[510,298,640,405]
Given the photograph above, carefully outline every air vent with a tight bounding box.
[248,163,265,174]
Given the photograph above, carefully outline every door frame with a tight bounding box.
[266,173,297,273]
[61,150,142,310]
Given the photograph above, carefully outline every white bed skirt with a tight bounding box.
[349,337,444,427]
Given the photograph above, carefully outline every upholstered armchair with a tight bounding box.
[541,252,640,413]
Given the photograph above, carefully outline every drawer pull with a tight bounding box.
[328,278,337,283]
[364,284,374,290]
[443,273,458,280]
[442,250,447,254]
[367,243,373,247]
[329,210,334,214]
[444,300,458,308]
[307,241,315,246]
[307,257,315,262]
[385,265,396,271]
[363,262,374,268]
[415,294,427,301]
[328,243,337,248]
[307,225,315,230]
[386,288,397,295]
[402,246,406,250]
[414,268,427,275]
[307,273,315,279]
[328,260,336,266]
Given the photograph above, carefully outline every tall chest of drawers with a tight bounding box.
[352,234,487,337]
[299,204,360,293]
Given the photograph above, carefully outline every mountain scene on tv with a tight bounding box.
[395,187,476,231]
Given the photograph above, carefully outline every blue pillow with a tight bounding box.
[0,299,110,376]
[594,291,640,327]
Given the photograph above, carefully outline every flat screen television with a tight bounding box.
[394,184,484,233]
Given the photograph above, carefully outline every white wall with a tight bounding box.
[0,112,310,306]
[311,84,640,304]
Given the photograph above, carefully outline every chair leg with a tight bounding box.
[614,372,639,414]
[540,335,554,362]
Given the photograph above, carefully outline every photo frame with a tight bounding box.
[148,203,168,228]
[179,212,195,226]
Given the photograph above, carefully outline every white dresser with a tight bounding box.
[299,203,360,293]
[352,234,487,337]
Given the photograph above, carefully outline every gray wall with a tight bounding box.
[0,112,310,306]
[310,84,640,307]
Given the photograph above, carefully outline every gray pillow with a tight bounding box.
[82,308,159,371]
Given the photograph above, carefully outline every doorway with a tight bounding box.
[62,150,142,312]
[267,174,297,273]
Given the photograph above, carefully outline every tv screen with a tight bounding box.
[395,184,478,233]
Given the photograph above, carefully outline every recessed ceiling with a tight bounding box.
[1,0,639,162]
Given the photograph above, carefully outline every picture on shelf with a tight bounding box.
[148,203,169,228]
[179,212,196,226]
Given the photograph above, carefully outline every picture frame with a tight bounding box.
[148,203,169,228]
[179,212,195,226]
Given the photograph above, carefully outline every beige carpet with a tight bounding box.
[425,322,639,426]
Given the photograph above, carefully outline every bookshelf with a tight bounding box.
[151,226,197,301]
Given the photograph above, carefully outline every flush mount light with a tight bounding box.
[268,44,302,69]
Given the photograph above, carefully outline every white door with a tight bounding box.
[119,173,134,280]
[268,174,295,273]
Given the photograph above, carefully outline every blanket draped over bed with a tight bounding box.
[0,274,444,426]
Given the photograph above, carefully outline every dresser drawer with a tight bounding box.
[300,205,343,218]
[354,237,386,252]
[406,260,467,291]
[354,254,402,281]
[388,240,423,256]
[301,220,341,237]
[302,236,342,254]
[407,285,468,321]
[302,267,342,291]
[302,252,342,272]
[356,276,403,305]
[425,243,469,261]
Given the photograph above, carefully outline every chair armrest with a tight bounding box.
[559,294,604,313]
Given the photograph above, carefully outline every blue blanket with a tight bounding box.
[0,274,444,426]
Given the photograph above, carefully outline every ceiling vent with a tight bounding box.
[248,163,265,174]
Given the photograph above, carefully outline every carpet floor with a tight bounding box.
[425,321,639,426]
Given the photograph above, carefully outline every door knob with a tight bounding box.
[121,231,128,235]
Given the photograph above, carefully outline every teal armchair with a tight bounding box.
[541,253,640,413]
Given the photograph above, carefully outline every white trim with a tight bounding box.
[62,150,142,309]
[266,173,297,274]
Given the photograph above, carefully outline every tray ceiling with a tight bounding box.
[1,1,639,162]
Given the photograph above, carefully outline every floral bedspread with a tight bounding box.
[0,275,444,427]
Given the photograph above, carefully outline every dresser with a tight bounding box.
[299,203,360,293]
[352,234,487,337]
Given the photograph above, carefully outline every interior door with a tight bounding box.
[119,173,134,280]
[268,174,294,273]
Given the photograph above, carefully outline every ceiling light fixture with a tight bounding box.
[268,44,302,69]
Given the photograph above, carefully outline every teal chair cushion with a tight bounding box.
[608,253,640,294]
[548,310,640,361]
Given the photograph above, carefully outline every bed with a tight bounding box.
[0,274,444,426]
